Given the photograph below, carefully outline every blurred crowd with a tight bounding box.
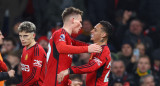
[0,0,160,86]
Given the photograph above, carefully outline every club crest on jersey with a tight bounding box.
[93,57,102,66]
[25,54,28,60]
[59,34,65,41]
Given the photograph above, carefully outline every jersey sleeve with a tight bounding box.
[71,38,89,46]
[69,47,109,74]
[0,60,8,72]
[17,46,46,86]
[0,72,10,81]
[54,32,88,54]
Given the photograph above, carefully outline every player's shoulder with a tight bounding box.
[53,28,66,34]
[35,44,46,53]
[102,45,110,52]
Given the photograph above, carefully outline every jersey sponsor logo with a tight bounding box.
[33,60,42,67]
[93,57,102,66]
[59,34,65,41]
[21,63,30,72]
[25,54,28,60]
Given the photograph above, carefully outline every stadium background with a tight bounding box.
[0,0,160,86]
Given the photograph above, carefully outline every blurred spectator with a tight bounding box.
[109,60,135,86]
[136,43,146,56]
[114,10,133,50]
[1,37,17,58]
[123,19,153,55]
[12,22,23,50]
[76,20,92,42]
[37,36,49,52]
[117,41,134,66]
[6,51,20,69]
[77,53,90,65]
[140,75,155,86]
[112,78,123,86]
[128,56,159,86]
[152,48,160,77]
[69,74,83,86]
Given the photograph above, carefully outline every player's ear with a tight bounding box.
[33,33,36,39]
[101,32,107,38]
[71,17,74,24]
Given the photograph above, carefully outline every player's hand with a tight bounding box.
[88,44,102,53]
[70,80,83,86]
[8,70,15,78]
[57,69,69,83]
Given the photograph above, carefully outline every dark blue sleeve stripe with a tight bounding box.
[75,61,96,69]
[22,67,37,85]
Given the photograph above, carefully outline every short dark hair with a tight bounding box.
[61,7,83,21]
[18,21,36,33]
[99,20,113,38]
[139,55,151,64]
[4,37,17,46]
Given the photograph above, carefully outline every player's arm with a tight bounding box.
[0,60,8,72]
[57,56,106,82]
[69,58,105,74]
[17,48,46,86]
[71,38,89,46]
[56,42,88,54]
[57,48,109,82]
[55,33,101,54]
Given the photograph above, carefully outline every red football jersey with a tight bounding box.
[43,28,89,86]
[69,45,111,86]
[17,43,46,86]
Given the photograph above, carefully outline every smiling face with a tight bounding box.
[19,31,35,47]
[90,23,106,43]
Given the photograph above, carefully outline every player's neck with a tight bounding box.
[95,39,107,46]
[63,23,72,35]
[26,40,36,49]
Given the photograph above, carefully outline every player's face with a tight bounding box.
[72,14,82,34]
[90,23,104,43]
[0,31,4,45]
[138,57,151,73]
[19,31,35,46]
